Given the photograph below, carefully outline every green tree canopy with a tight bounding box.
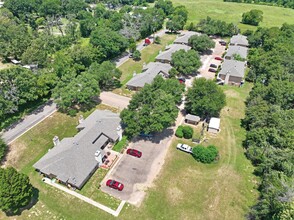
[120,76,181,138]
[88,61,122,89]
[0,167,33,214]
[0,137,7,161]
[90,26,129,59]
[186,78,226,118]
[166,15,185,33]
[53,72,100,111]
[188,34,215,53]
[171,49,201,75]
[242,9,263,26]
[192,145,218,163]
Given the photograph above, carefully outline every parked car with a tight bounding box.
[215,56,223,61]
[210,64,218,68]
[176,143,193,154]
[178,77,186,84]
[208,68,217,73]
[129,53,133,58]
[219,40,226,46]
[106,179,124,191]
[127,148,142,158]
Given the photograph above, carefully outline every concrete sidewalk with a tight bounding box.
[43,177,126,217]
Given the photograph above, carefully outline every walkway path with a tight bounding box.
[43,177,126,217]
[100,92,130,110]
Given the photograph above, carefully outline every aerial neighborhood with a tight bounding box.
[0,0,293,219]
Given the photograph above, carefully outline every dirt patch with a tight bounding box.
[225,89,239,98]
[2,141,27,168]
[167,186,183,205]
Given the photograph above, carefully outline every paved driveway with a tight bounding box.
[101,128,174,206]
[99,92,131,110]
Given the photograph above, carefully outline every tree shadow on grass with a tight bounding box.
[4,186,39,217]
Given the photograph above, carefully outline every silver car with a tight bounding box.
[176,143,193,154]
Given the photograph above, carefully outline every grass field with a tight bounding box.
[1,83,258,220]
[172,0,294,31]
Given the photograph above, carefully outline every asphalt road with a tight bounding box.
[1,101,57,144]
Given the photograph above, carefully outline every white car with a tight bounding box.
[176,143,193,154]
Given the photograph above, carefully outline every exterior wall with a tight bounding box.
[208,127,219,134]
[229,75,242,84]
[185,119,198,125]
[218,74,226,81]
[127,85,141,91]
[155,58,171,64]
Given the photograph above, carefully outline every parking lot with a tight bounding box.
[100,128,174,206]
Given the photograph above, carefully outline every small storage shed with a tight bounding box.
[185,114,200,125]
[208,117,220,133]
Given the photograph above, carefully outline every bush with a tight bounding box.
[175,126,184,138]
[192,145,218,163]
[0,137,7,161]
[154,36,161,44]
[182,126,193,139]
[132,50,141,60]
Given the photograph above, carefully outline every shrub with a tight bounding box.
[175,126,184,138]
[0,137,7,161]
[182,126,193,139]
[192,145,218,163]
[132,50,141,60]
[154,36,161,44]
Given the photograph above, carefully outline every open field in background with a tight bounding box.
[172,0,294,31]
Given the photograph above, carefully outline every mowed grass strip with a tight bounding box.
[172,0,294,31]
[118,83,258,220]
[118,34,177,85]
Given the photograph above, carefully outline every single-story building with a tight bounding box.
[224,46,248,60]
[208,117,220,133]
[126,62,172,90]
[155,44,191,64]
[33,110,121,189]
[174,31,199,45]
[230,34,249,47]
[218,60,246,85]
[185,114,201,125]
[11,59,21,65]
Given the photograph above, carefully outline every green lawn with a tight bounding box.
[172,0,294,31]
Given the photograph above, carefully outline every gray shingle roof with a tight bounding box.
[174,31,199,45]
[155,44,191,62]
[185,114,200,122]
[126,62,172,88]
[33,110,121,189]
[218,60,246,78]
[225,46,248,59]
[230,34,249,47]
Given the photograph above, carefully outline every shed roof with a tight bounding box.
[185,114,200,122]
[33,110,121,189]
[156,44,191,62]
[230,34,249,47]
[208,117,220,130]
[174,31,199,45]
[226,46,248,59]
[126,62,172,88]
[218,60,246,78]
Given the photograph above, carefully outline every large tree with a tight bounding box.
[166,15,185,33]
[188,34,215,53]
[53,72,100,111]
[0,137,7,161]
[242,9,263,26]
[90,26,129,59]
[0,167,33,214]
[171,49,201,75]
[185,78,226,118]
[120,80,179,138]
[88,61,122,89]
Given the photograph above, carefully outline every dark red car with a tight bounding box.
[215,56,223,61]
[106,179,124,191]
[127,148,142,158]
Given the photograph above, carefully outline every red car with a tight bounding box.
[215,56,223,61]
[127,148,142,158]
[106,179,124,191]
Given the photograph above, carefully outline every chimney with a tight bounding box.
[53,136,60,146]
[78,115,84,124]
[133,71,136,76]
[143,62,146,69]
[116,125,123,141]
